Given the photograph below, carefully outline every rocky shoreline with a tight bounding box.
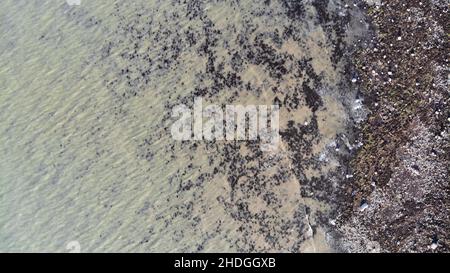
[0,0,446,253]
[336,0,449,252]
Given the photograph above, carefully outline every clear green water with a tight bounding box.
[0,0,367,252]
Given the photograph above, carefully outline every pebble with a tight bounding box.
[359,202,369,212]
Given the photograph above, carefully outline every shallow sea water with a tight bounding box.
[0,0,369,252]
